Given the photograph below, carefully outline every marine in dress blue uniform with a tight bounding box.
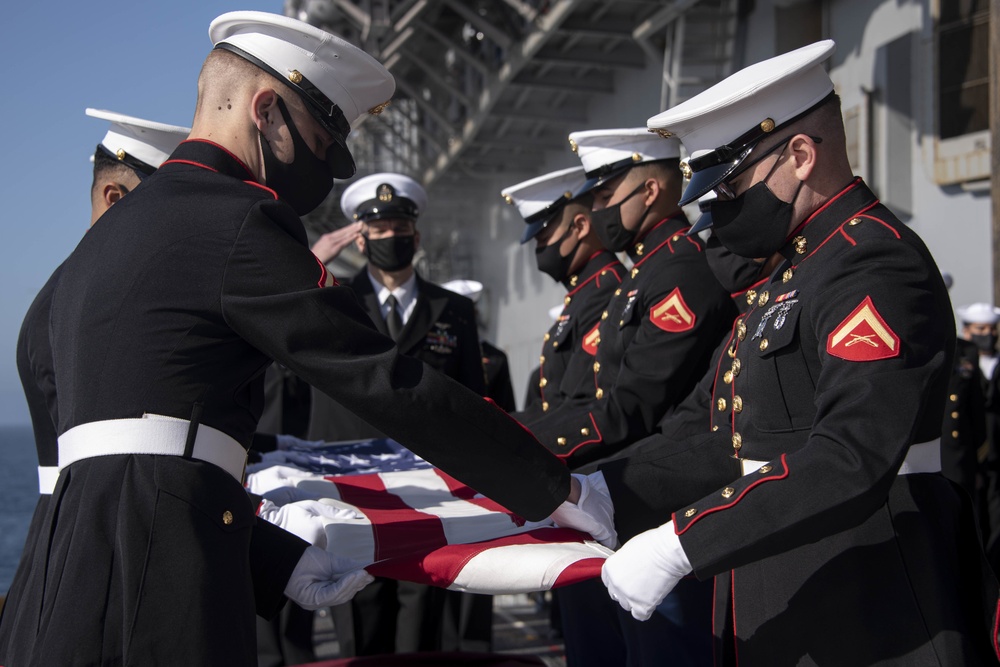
[524,129,736,471]
[501,167,624,425]
[0,13,569,667]
[556,40,1000,666]
[0,110,189,665]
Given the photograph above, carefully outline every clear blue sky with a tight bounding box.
[0,0,281,424]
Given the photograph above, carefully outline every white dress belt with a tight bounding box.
[38,466,59,495]
[740,439,942,477]
[58,414,247,482]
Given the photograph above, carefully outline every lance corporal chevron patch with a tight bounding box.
[650,287,696,333]
[827,296,900,361]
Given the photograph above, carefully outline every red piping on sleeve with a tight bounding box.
[556,413,603,460]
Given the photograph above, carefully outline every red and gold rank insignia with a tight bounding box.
[650,287,696,333]
[582,322,601,356]
[826,296,900,361]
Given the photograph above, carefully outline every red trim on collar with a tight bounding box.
[785,177,863,240]
[635,225,693,268]
[243,180,279,200]
[556,413,603,460]
[673,453,789,535]
[180,138,256,180]
[596,264,623,288]
[635,213,684,245]
[568,260,623,296]
[160,159,218,172]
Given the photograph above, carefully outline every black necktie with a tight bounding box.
[386,294,403,341]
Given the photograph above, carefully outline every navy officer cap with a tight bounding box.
[341,172,427,223]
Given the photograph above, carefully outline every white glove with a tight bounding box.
[261,485,323,507]
[258,499,362,549]
[601,520,692,621]
[549,472,617,548]
[283,545,374,610]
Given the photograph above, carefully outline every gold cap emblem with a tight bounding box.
[651,128,673,138]
[680,161,693,180]
[564,191,573,199]
[568,137,578,153]
[503,194,513,205]
[631,152,642,162]
[368,100,391,115]
[289,70,304,84]
[116,148,126,161]
[760,118,775,132]
[377,183,394,202]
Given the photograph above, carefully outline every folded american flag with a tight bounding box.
[247,462,611,594]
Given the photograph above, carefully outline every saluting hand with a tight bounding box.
[601,520,692,621]
[284,545,375,610]
[311,221,363,263]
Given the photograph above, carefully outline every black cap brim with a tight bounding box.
[678,152,749,206]
[520,216,554,244]
[687,210,714,235]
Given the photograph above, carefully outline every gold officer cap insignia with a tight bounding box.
[377,183,395,202]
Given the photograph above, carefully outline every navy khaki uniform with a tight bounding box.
[601,179,1000,665]
[307,270,486,441]
[1,140,568,667]
[528,215,736,469]
[515,250,624,426]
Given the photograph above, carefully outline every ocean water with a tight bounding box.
[0,424,38,593]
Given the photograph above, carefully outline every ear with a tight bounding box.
[102,182,129,209]
[570,211,590,239]
[251,88,279,134]
[789,134,819,181]
[642,177,660,206]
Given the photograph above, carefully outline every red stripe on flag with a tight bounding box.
[330,474,448,562]
[365,527,599,589]
[432,469,527,527]
[552,558,607,588]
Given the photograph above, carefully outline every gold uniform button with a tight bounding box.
[782,268,794,283]
[615,288,622,296]
[601,311,609,321]
[544,333,551,342]
[737,321,747,341]
[222,511,234,525]
[732,432,743,449]
[635,243,645,256]
[723,370,734,384]
[757,291,769,307]
[728,345,736,358]
[712,425,719,432]
[593,362,601,373]
[759,465,772,474]
[731,358,742,376]
[601,270,607,276]
[672,235,681,242]
[564,295,572,306]
[539,377,548,388]
[951,411,959,419]
[619,320,624,326]
[631,268,639,279]
[950,394,958,402]
[848,217,862,226]
[553,341,559,348]
[759,339,769,351]
[717,398,727,412]
[952,430,959,438]
[570,275,578,286]
[684,508,697,518]
[540,355,546,364]
[581,427,590,436]
[721,487,735,499]
[732,395,743,413]
[746,290,757,306]
[557,437,567,446]
[596,388,605,399]
[542,401,550,412]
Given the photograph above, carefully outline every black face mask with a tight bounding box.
[710,141,803,259]
[364,234,416,271]
[259,96,335,216]
[535,225,580,283]
[972,333,998,354]
[705,233,764,294]
[591,182,651,252]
